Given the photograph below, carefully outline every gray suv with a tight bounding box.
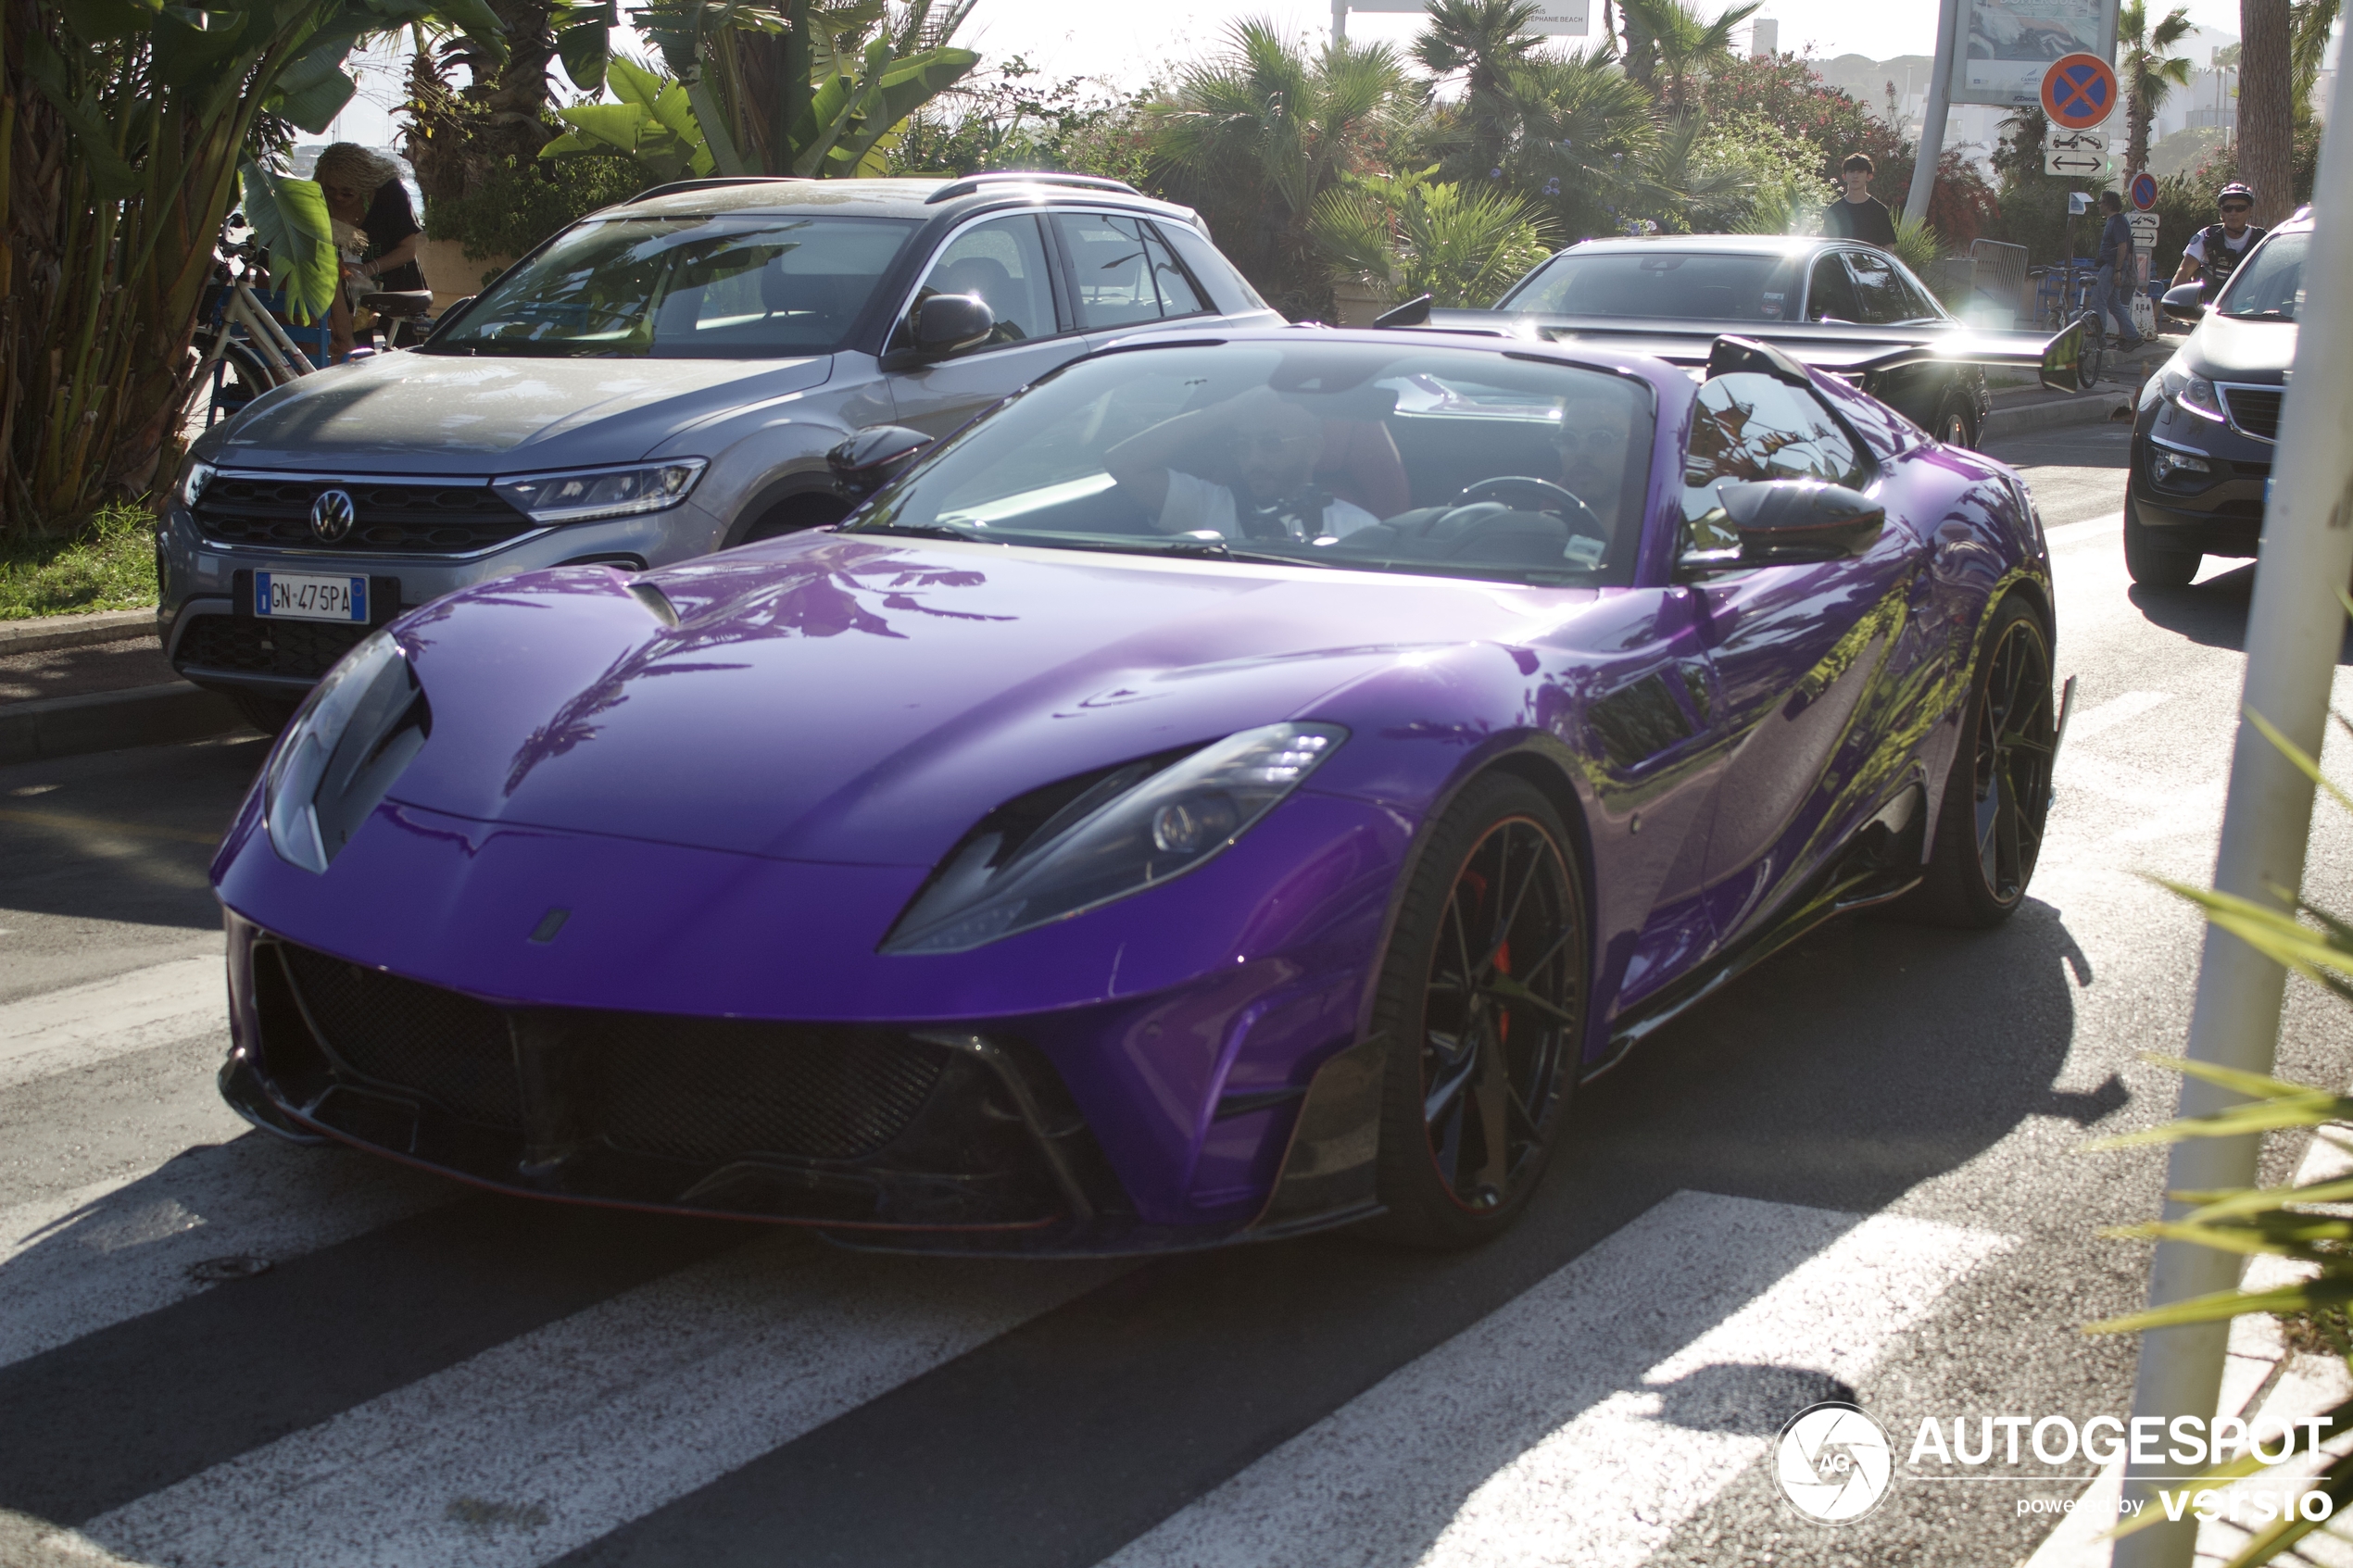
[163,172,1279,730]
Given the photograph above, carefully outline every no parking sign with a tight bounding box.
[2131,171,2159,210]
[2041,53,2120,132]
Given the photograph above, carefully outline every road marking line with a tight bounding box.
[2062,691,2173,746]
[0,808,221,846]
[80,1242,1122,1568]
[0,1136,456,1371]
[1100,1191,2009,1568]
[2044,511,2123,548]
[0,957,227,1094]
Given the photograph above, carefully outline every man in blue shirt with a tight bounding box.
[2095,190,2146,353]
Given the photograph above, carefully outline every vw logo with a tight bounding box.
[308,488,356,544]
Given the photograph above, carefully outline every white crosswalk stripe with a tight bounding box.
[0,958,226,1094]
[74,1240,1120,1568]
[1098,1192,2009,1568]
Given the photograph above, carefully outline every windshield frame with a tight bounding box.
[2212,229,2308,322]
[418,211,922,359]
[839,337,1666,591]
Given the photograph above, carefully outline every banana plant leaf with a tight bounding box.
[553,0,617,92]
[239,161,341,326]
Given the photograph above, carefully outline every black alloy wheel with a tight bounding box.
[1903,597,2057,927]
[1933,390,1976,450]
[1365,773,1588,1247]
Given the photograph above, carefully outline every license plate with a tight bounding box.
[255,571,367,623]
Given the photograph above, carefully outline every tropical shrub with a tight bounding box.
[1310,171,1554,306]
[428,147,651,261]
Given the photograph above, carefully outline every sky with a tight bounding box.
[315,0,2260,151]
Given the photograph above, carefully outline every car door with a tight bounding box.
[1682,370,1923,944]
[886,213,1091,439]
[1805,250,1863,323]
[1050,211,1219,350]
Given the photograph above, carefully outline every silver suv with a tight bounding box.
[163,173,1278,729]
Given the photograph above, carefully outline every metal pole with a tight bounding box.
[2112,57,2353,1568]
[1333,0,1347,42]
[1906,0,1961,223]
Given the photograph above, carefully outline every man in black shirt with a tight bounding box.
[1821,153,1897,248]
[2095,190,2146,352]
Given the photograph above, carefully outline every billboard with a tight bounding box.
[1341,0,1589,32]
[1949,0,2120,107]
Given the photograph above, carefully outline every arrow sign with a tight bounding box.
[2045,151,2109,176]
[2042,53,2120,131]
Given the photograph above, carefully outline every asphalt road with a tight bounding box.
[5,420,2351,1568]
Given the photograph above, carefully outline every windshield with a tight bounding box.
[424,214,917,357]
[2215,232,2307,321]
[1502,250,1807,322]
[843,343,1658,588]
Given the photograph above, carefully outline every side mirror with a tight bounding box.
[2039,316,2084,394]
[911,293,994,358]
[2161,282,2207,324]
[1682,480,1885,574]
[827,424,934,499]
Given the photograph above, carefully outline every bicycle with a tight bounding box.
[2035,260,2109,388]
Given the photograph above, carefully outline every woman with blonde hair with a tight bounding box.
[311,143,425,358]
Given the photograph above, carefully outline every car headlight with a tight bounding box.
[2154,358,2226,422]
[881,721,1348,955]
[177,458,216,508]
[492,459,707,525]
[2152,449,2213,485]
[263,631,431,874]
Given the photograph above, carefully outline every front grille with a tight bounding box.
[597,1018,950,1162]
[271,942,950,1162]
[280,946,522,1125]
[178,614,370,679]
[196,476,535,556]
[2221,386,2283,441]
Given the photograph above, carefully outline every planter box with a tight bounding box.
[417,239,515,314]
[1330,280,1396,326]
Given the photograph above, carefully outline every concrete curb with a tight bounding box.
[0,684,247,766]
[1982,390,2134,445]
[0,608,157,656]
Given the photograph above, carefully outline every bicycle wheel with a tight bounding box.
[191,330,278,428]
[2074,309,2107,388]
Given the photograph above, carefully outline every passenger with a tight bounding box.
[1555,392,1635,519]
[1106,387,1382,542]
[312,144,425,359]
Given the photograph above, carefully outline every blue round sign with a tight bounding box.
[2131,171,2158,210]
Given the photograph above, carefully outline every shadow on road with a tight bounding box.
[2130,564,2353,663]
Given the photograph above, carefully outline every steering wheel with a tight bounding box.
[1455,475,1606,539]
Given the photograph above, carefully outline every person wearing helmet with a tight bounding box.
[2172,182,2267,292]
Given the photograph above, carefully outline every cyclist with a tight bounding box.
[2171,182,2266,294]
[2095,190,2146,354]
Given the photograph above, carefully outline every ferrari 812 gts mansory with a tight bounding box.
[213,324,2074,1253]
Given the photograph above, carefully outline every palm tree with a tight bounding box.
[2118,0,2196,180]
[1414,0,1546,174]
[1310,170,1555,306]
[1154,20,1417,314]
[1617,0,1765,118]
[1490,48,1660,235]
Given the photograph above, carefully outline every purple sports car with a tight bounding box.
[213,325,2071,1253]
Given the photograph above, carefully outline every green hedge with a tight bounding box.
[423,153,653,263]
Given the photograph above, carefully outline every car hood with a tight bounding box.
[2188,313,2296,381]
[382,533,1591,865]
[203,352,833,473]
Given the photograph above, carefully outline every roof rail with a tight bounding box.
[631,176,813,203]
[925,171,1142,205]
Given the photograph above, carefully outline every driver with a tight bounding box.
[1105,387,1381,542]
[1554,393,1634,519]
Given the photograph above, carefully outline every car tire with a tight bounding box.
[1933,391,1977,450]
[229,691,302,737]
[1361,772,1588,1248]
[741,494,850,545]
[2122,495,2201,586]
[1900,596,2057,929]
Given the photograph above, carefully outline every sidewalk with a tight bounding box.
[0,611,244,763]
[2021,1128,2353,1567]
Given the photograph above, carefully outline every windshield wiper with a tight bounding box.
[2223,307,2296,320]
[853,521,994,542]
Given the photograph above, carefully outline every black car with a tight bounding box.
[1459,236,1995,446]
[2124,208,2309,585]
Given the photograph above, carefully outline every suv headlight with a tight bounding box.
[2153,358,2225,422]
[263,631,431,874]
[177,458,216,508]
[493,459,707,525]
[881,721,1347,954]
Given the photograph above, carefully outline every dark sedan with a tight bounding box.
[2124,209,2309,585]
[1478,236,1994,446]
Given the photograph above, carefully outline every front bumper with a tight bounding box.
[158,492,732,696]
[2129,392,2273,558]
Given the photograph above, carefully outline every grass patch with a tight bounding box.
[2279,1301,2353,1361]
[0,505,157,620]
